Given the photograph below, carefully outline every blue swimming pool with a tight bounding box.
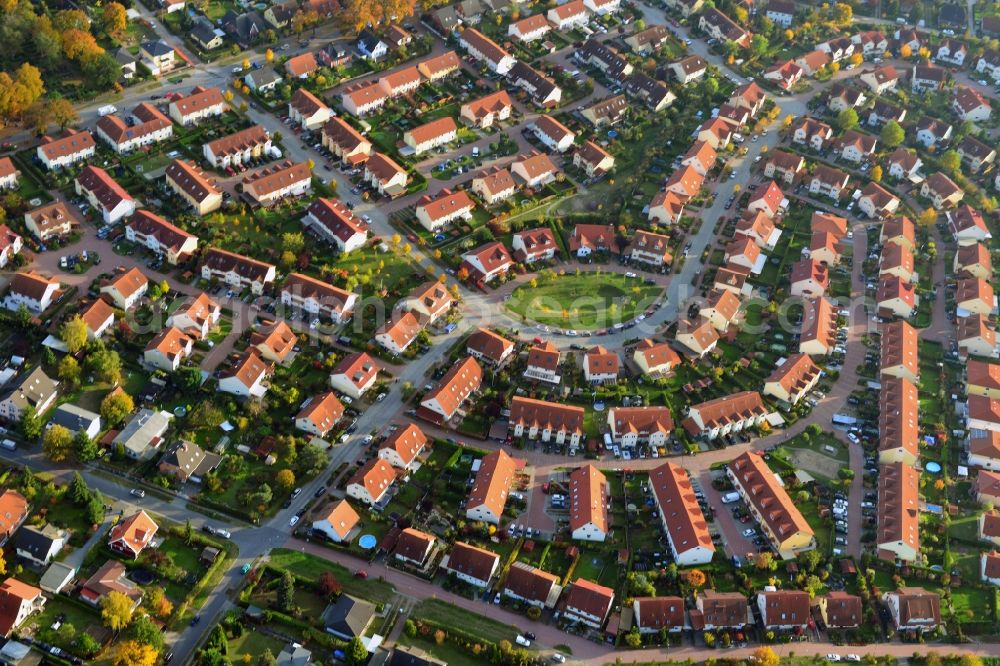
[358,534,377,549]
[925,461,942,474]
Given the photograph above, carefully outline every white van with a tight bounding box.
[515,636,531,647]
[0,439,15,451]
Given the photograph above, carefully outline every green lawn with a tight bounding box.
[506,272,662,330]
[411,599,518,644]
[268,548,396,603]
[229,631,286,662]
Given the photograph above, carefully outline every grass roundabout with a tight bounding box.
[505,271,664,331]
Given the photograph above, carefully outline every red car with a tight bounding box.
[354,569,368,579]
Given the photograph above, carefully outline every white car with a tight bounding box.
[742,528,756,537]
[289,515,300,527]
[845,655,861,662]
[827,655,841,662]
[552,655,566,664]
[130,489,145,498]
[515,635,531,647]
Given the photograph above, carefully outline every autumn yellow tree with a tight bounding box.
[0,63,45,121]
[275,468,296,492]
[685,569,707,589]
[918,208,937,226]
[265,48,274,62]
[870,164,882,182]
[101,2,128,37]
[112,640,157,666]
[900,43,912,58]
[849,53,863,66]
[62,29,103,61]
[101,590,135,632]
[48,98,78,129]
[752,647,780,666]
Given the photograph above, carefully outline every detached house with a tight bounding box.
[949,205,992,245]
[165,159,222,216]
[329,352,379,399]
[683,392,768,441]
[126,210,199,265]
[957,136,997,173]
[363,153,408,198]
[322,117,372,166]
[563,579,614,629]
[75,166,136,225]
[280,272,357,324]
[512,227,558,263]
[547,0,588,30]
[378,423,428,472]
[763,353,821,404]
[921,172,964,209]
[100,267,148,311]
[419,357,482,424]
[4,272,60,314]
[953,85,992,122]
[403,117,458,155]
[460,91,513,128]
[461,241,514,284]
[509,396,584,445]
[886,149,924,184]
[472,167,517,206]
[792,117,833,150]
[459,28,515,74]
[698,8,751,47]
[218,350,273,398]
[415,189,475,232]
[143,327,193,372]
[108,511,158,559]
[346,458,396,506]
[466,449,517,524]
[302,197,367,254]
[858,182,900,219]
[288,88,333,130]
[443,542,499,588]
[201,248,275,295]
[36,130,95,171]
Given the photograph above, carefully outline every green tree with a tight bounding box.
[85,491,104,525]
[57,355,81,387]
[276,570,295,612]
[81,52,122,89]
[127,614,165,652]
[19,405,42,440]
[282,232,305,254]
[345,637,368,666]
[258,649,277,666]
[173,366,202,392]
[13,304,31,329]
[100,390,134,426]
[295,442,326,477]
[87,348,122,385]
[880,120,905,149]
[184,518,193,544]
[836,107,858,131]
[101,590,135,632]
[750,34,769,57]
[940,149,961,176]
[75,632,101,657]
[624,628,642,648]
[69,472,89,504]
[73,430,94,460]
